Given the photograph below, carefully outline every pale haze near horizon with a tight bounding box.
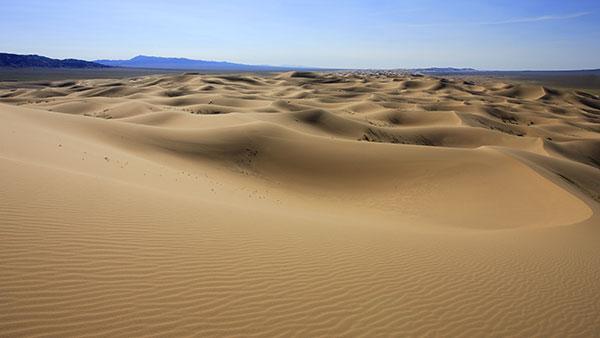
[1,0,599,70]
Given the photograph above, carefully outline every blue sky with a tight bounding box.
[1,0,599,70]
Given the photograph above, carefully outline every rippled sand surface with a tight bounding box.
[1,71,599,336]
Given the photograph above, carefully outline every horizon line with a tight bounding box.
[2,51,599,72]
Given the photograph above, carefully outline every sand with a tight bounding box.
[1,71,599,336]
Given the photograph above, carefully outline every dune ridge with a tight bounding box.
[1,72,599,336]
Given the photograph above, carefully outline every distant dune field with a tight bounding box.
[1,71,599,336]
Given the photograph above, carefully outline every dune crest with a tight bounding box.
[1,72,599,336]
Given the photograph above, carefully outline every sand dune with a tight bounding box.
[1,72,599,336]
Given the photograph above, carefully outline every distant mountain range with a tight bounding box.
[4,52,594,75]
[0,53,316,71]
[93,56,478,73]
[0,53,482,73]
[0,53,109,68]
[94,55,312,71]
[411,67,477,74]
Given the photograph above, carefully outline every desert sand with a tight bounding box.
[1,71,599,336]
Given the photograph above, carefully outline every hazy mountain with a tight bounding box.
[0,53,109,68]
[95,55,308,71]
[411,67,478,74]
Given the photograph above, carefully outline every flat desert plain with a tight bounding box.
[1,71,599,336]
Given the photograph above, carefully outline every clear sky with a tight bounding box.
[1,0,599,70]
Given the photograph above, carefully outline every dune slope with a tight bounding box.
[1,72,599,336]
